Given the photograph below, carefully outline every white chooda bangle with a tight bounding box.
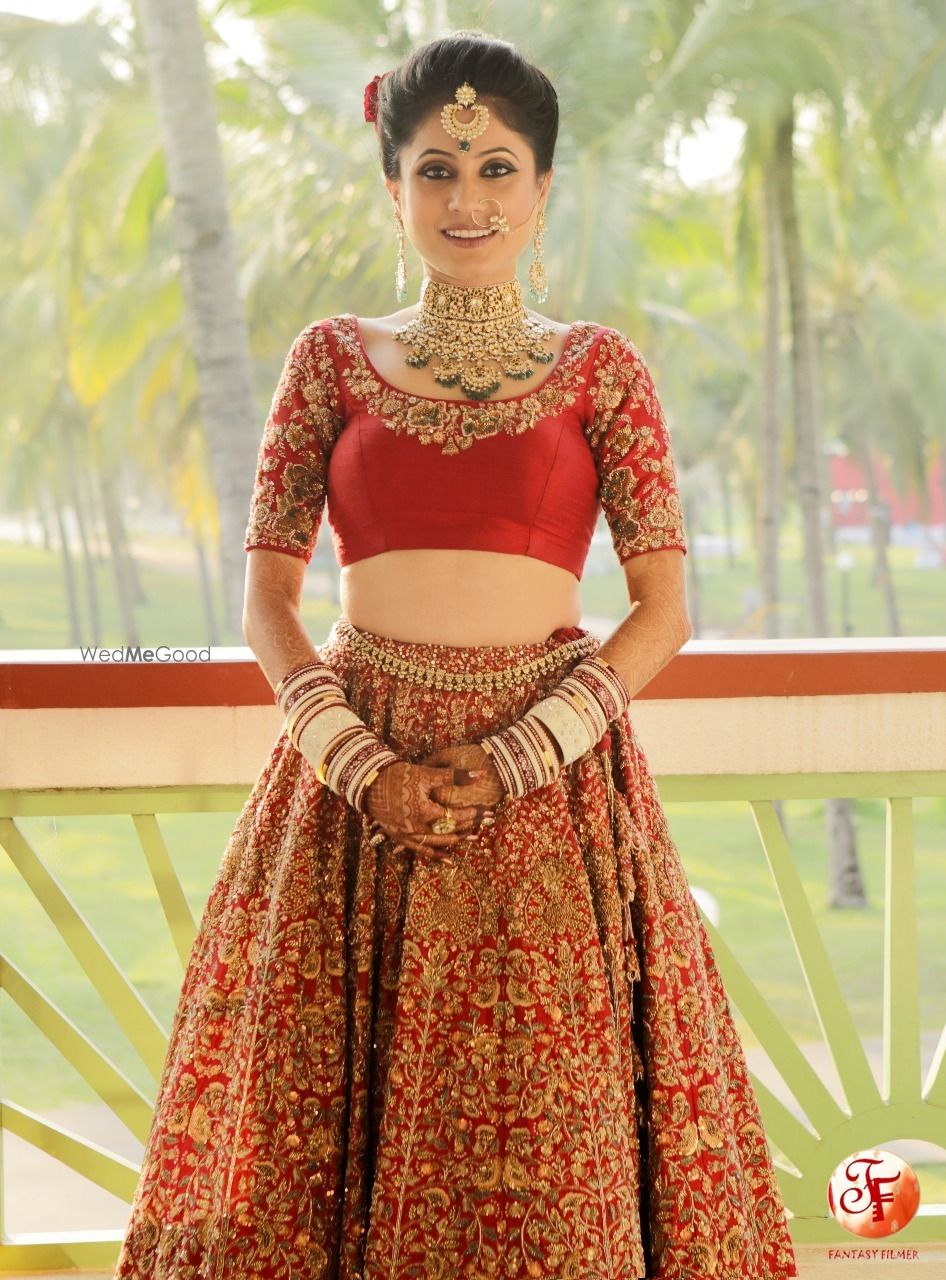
[479,652,631,798]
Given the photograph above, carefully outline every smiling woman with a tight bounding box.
[380,71,554,303]
[113,27,798,1280]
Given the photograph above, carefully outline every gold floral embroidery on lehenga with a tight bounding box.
[112,621,798,1280]
[331,313,601,455]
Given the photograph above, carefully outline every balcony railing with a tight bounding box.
[1,633,945,1276]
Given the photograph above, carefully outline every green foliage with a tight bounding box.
[0,537,339,649]
[0,0,943,643]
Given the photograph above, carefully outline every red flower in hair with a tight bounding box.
[364,72,386,124]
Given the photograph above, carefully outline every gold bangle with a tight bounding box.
[532,717,561,768]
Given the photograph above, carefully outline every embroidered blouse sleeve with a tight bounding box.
[243,321,344,563]
[584,327,688,563]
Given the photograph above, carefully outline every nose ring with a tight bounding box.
[471,197,510,235]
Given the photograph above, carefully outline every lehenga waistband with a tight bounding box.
[321,616,601,693]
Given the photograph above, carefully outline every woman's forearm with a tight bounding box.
[243,598,324,698]
[595,583,692,702]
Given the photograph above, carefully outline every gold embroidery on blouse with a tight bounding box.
[332,314,601,457]
[584,328,687,561]
[244,322,345,560]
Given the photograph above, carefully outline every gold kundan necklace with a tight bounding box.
[390,277,557,401]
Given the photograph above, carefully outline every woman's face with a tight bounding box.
[384,100,553,293]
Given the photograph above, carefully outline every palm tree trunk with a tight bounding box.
[134,0,259,640]
[857,442,901,636]
[78,456,108,561]
[36,484,54,553]
[719,462,735,569]
[116,498,148,606]
[194,532,221,646]
[772,110,829,636]
[760,158,784,639]
[772,108,866,908]
[99,466,140,646]
[52,487,83,648]
[61,418,102,646]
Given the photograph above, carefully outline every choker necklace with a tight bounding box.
[390,277,557,401]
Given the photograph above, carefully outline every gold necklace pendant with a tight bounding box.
[391,278,557,401]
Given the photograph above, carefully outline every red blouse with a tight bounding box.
[243,313,687,580]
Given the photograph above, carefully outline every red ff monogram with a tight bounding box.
[827,1148,921,1238]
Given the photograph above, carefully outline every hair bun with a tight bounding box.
[364,72,386,124]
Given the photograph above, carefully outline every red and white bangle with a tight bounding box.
[480,714,560,797]
[480,653,630,799]
[275,658,400,813]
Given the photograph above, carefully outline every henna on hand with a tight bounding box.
[424,743,507,807]
[364,760,483,859]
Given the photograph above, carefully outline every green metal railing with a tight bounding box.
[1,768,945,1271]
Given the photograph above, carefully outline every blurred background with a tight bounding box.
[1,0,944,650]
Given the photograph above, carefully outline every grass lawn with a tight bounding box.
[583,521,946,635]
[0,536,341,650]
[1,516,944,649]
[665,795,946,1047]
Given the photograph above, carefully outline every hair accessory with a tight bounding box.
[440,81,490,151]
[364,72,387,124]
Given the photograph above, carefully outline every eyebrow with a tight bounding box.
[416,147,519,159]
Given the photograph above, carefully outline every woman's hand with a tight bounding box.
[364,759,484,859]
[425,743,506,808]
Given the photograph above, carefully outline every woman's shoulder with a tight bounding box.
[278,315,360,374]
[529,315,647,368]
[293,314,350,342]
[576,319,644,354]
[576,322,657,385]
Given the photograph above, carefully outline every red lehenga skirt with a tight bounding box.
[114,617,798,1280]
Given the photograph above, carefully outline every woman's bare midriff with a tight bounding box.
[339,311,583,647]
[340,550,583,647]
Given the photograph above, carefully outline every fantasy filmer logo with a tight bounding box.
[826,1147,921,1252]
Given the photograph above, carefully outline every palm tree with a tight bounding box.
[132,0,261,638]
[0,10,132,648]
[643,0,879,904]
